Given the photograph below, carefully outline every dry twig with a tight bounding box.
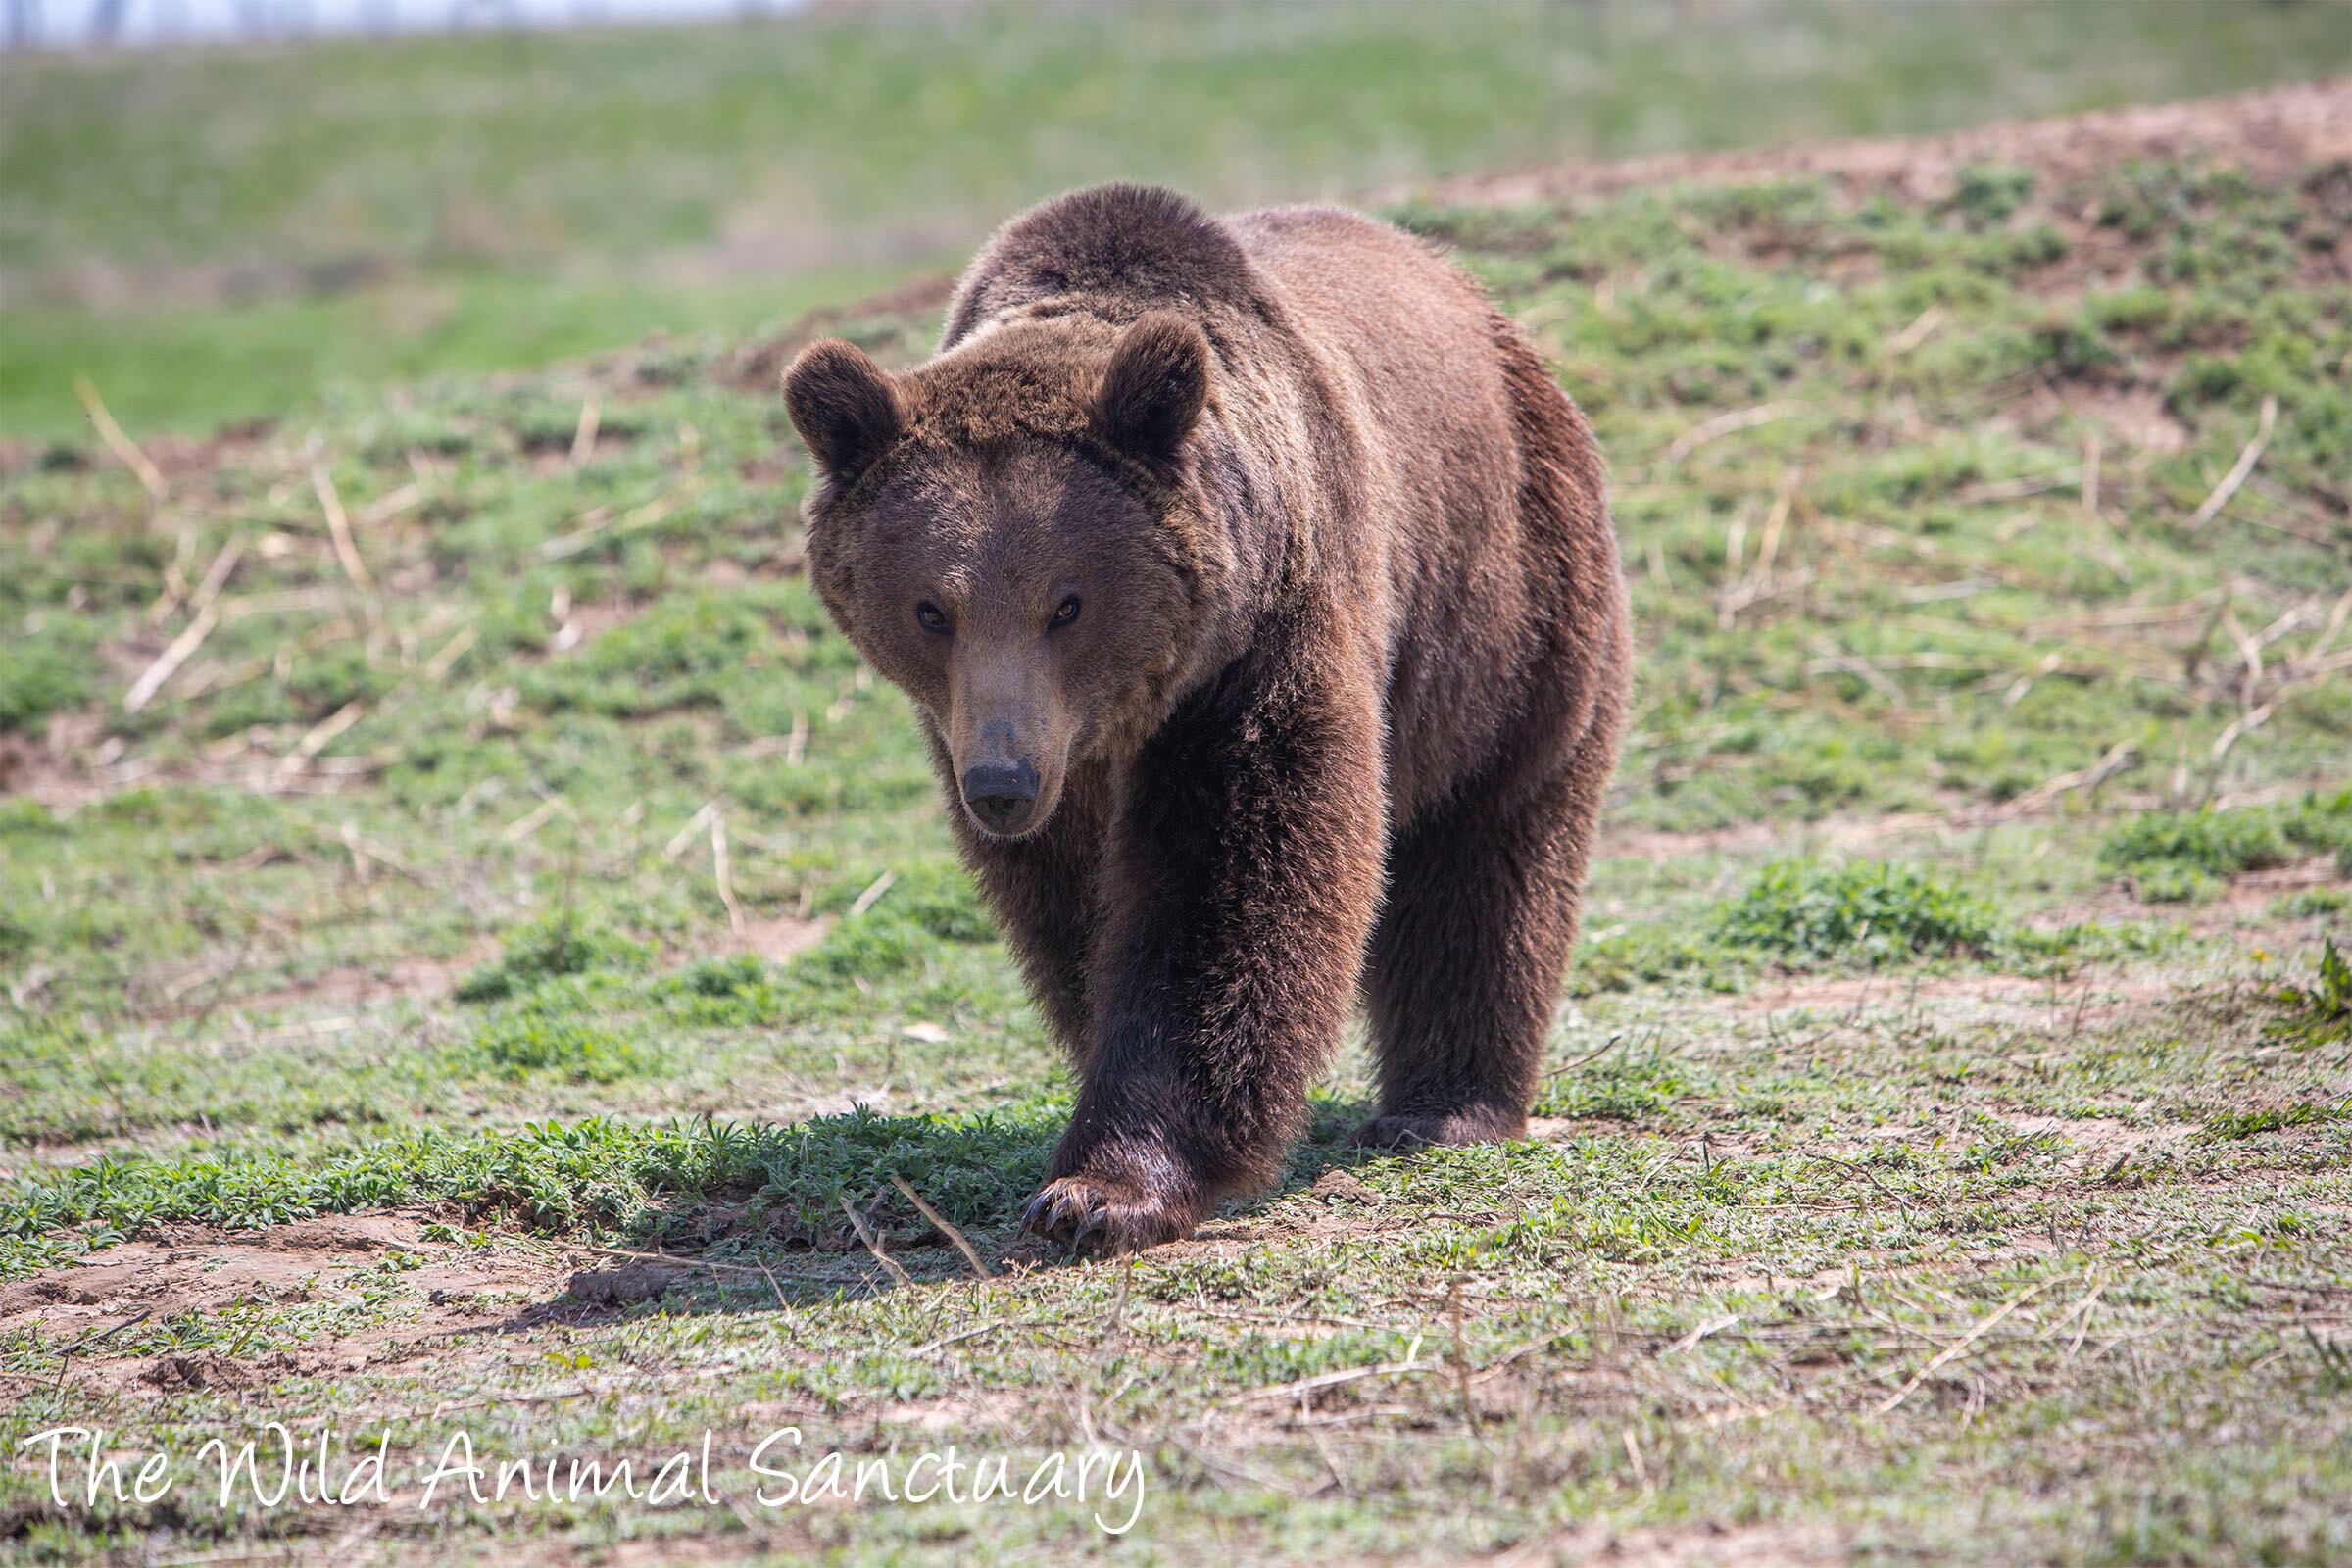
[889,1173,994,1279]
[850,870,898,917]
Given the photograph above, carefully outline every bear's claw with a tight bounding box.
[1020,1174,1196,1258]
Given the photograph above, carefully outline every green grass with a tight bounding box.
[2100,792,2352,902]
[3,74,2352,1568]
[6,0,2352,437]
[1712,860,2001,964]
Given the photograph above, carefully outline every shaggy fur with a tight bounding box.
[783,183,1631,1255]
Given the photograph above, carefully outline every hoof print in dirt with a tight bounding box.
[562,1262,675,1308]
[141,1351,267,1393]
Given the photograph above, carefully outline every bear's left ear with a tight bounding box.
[1092,313,1209,469]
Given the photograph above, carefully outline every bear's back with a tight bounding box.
[941,183,1268,350]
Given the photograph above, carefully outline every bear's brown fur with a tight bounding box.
[784,184,1630,1255]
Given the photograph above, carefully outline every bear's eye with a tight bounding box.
[915,601,952,635]
[1049,596,1081,631]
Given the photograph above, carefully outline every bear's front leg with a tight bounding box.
[1022,631,1387,1256]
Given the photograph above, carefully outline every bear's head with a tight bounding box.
[783,312,1228,840]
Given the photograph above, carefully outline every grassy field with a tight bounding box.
[4,73,2352,1568]
[8,0,2352,438]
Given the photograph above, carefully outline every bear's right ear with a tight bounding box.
[783,339,905,487]
[1092,313,1209,470]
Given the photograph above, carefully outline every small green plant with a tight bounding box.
[2100,795,2352,901]
[2201,1095,2352,1142]
[656,953,791,1028]
[1712,860,1997,966]
[0,629,99,736]
[2275,886,2351,919]
[2269,936,2352,1050]
[468,1013,651,1083]
[1950,161,2036,226]
[2134,862,2222,905]
[455,914,653,1003]
[2306,1328,2352,1395]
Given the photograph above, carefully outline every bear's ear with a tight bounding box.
[783,339,905,487]
[1091,313,1209,469]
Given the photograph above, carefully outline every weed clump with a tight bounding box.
[455,914,653,1003]
[2100,793,2352,901]
[1713,860,1998,965]
[467,1011,651,1083]
[0,626,98,736]
[2269,936,2352,1051]
[656,953,789,1028]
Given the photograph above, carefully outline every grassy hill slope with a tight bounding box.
[2,84,2350,1567]
[5,0,2350,437]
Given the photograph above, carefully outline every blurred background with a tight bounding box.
[4,0,2350,442]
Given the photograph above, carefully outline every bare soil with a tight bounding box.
[0,1213,587,1392]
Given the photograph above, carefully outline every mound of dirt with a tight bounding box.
[1404,77,2352,208]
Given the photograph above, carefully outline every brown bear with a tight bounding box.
[783,183,1630,1256]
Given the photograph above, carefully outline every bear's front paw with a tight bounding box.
[1020,1172,1201,1259]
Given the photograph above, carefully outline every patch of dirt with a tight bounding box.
[226,946,494,1016]
[1407,78,2352,307]
[1516,1522,1849,1567]
[0,419,276,478]
[1408,78,2352,211]
[561,1260,675,1307]
[140,1349,281,1392]
[867,1389,1038,1434]
[0,1212,586,1392]
[1995,1112,2198,1167]
[725,273,960,389]
[2018,382,2192,455]
[1595,782,2344,866]
[737,914,830,964]
[2038,857,2344,942]
[1733,970,2058,1014]
[0,707,110,811]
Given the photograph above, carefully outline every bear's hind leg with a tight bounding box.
[1354,758,1607,1150]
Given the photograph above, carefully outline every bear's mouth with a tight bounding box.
[961,783,1064,841]
[957,762,1066,841]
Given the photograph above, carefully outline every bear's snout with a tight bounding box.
[960,759,1041,837]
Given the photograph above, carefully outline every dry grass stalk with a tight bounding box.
[1876,1281,2051,1413]
[664,799,718,860]
[1662,401,1798,468]
[839,1196,913,1290]
[74,375,167,503]
[2188,394,2277,530]
[850,869,898,917]
[889,1174,994,1279]
[311,462,376,592]
[710,810,746,937]
[281,701,367,775]
[123,606,220,713]
[570,392,603,466]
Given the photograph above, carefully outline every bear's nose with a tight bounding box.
[960,760,1039,836]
